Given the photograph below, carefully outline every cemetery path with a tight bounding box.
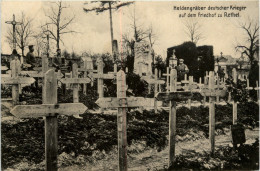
[60,128,259,171]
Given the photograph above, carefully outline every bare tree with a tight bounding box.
[6,12,34,57]
[236,19,259,65]
[183,20,204,44]
[83,1,133,60]
[122,7,156,57]
[43,1,76,56]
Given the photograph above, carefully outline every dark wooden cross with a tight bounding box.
[96,70,154,171]
[78,59,97,94]
[156,69,200,168]
[142,68,165,112]
[88,59,117,111]
[199,71,227,155]
[10,69,88,171]
[60,63,91,117]
[5,14,22,49]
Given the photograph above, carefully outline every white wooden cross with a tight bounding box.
[10,69,87,171]
[95,70,154,171]
[1,59,35,106]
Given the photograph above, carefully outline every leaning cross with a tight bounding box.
[95,70,154,171]
[10,69,88,171]
[1,59,35,106]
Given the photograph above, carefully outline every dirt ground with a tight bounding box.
[59,128,259,171]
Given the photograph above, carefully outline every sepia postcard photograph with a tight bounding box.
[1,0,259,170]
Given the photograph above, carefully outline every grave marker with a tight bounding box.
[61,63,91,101]
[1,60,35,106]
[156,69,200,168]
[88,59,117,111]
[96,70,154,171]
[199,71,227,155]
[10,69,87,171]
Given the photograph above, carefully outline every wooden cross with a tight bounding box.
[1,59,35,106]
[21,56,63,79]
[88,59,117,111]
[199,71,227,155]
[60,63,91,108]
[95,70,154,171]
[156,69,200,168]
[78,59,97,94]
[163,67,170,92]
[10,69,87,171]
[5,14,22,49]
[142,69,165,89]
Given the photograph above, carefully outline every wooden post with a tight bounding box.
[166,67,169,92]
[117,70,127,171]
[10,59,20,106]
[98,59,104,111]
[188,76,192,109]
[43,70,58,171]
[184,74,187,82]
[203,76,207,106]
[72,64,79,103]
[159,70,162,92]
[154,68,158,113]
[42,56,49,102]
[216,76,220,104]
[83,60,88,95]
[168,69,177,168]
[232,68,237,125]
[209,71,215,155]
[98,60,104,98]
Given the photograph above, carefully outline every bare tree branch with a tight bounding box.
[235,19,259,64]
[183,20,204,44]
[44,1,76,55]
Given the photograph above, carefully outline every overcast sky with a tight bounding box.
[1,0,259,59]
